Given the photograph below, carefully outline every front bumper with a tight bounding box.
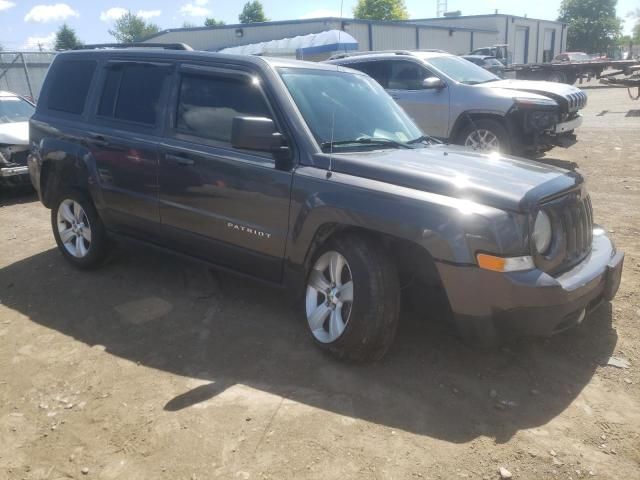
[436,230,624,345]
[0,165,31,186]
[553,114,583,134]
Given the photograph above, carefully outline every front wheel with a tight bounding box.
[51,190,110,269]
[304,234,400,362]
[457,119,511,154]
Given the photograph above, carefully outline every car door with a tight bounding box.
[385,60,450,139]
[86,60,171,238]
[158,64,294,283]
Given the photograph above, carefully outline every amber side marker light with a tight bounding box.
[476,253,535,272]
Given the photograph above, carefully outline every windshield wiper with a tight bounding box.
[321,137,412,150]
[407,134,441,145]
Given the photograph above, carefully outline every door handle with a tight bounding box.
[166,153,195,166]
[89,134,109,147]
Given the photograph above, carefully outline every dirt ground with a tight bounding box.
[1,86,639,480]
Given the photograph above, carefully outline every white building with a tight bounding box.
[144,14,568,64]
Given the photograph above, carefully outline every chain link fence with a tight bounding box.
[0,52,56,101]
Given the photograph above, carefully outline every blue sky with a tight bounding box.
[0,0,638,51]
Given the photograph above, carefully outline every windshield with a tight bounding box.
[0,96,35,124]
[278,67,423,150]
[428,56,499,85]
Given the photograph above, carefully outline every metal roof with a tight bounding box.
[143,16,499,43]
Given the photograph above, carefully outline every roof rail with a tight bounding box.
[74,42,193,51]
[328,49,450,60]
[328,50,415,60]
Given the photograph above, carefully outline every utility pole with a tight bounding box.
[437,0,448,17]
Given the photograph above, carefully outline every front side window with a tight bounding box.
[0,96,35,123]
[279,68,422,150]
[176,73,271,143]
[427,55,499,85]
[47,60,96,114]
[98,63,167,125]
[388,61,429,90]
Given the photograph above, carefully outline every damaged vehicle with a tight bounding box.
[29,47,623,362]
[327,50,586,156]
[0,91,34,187]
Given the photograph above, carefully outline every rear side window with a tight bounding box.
[47,60,96,114]
[98,63,168,125]
[346,61,390,88]
[176,73,271,143]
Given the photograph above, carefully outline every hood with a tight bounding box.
[489,79,582,97]
[486,79,585,111]
[317,145,582,212]
[0,121,29,146]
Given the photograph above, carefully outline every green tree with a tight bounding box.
[353,0,409,21]
[108,11,161,43]
[239,1,268,23]
[558,0,622,53]
[54,23,82,51]
[204,17,226,27]
[629,8,640,42]
[182,21,197,28]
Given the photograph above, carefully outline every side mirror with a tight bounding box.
[231,116,292,169]
[231,116,284,152]
[422,77,445,90]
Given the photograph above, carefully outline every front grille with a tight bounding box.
[559,194,593,264]
[534,190,594,275]
[566,91,587,112]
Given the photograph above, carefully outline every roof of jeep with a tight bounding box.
[55,48,354,73]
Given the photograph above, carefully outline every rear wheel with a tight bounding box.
[457,119,511,154]
[51,190,109,269]
[304,234,400,362]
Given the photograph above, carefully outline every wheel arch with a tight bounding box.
[298,224,447,293]
[449,111,510,143]
[39,140,92,208]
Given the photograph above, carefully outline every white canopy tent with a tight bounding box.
[217,30,358,59]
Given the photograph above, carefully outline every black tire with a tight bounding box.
[564,72,577,85]
[456,118,512,154]
[51,189,109,269]
[304,233,400,363]
[546,71,567,83]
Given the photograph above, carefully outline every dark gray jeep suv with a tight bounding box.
[28,45,623,361]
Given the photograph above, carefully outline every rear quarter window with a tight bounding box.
[97,63,169,125]
[46,60,97,114]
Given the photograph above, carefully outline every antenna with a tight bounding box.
[437,0,448,17]
[327,0,344,179]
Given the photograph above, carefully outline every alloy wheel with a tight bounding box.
[305,250,354,343]
[56,199,92,258]
[464,129,500,152]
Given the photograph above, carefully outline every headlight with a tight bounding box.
[533,210,552,254]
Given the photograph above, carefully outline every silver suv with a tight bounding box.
[326,50,586,156]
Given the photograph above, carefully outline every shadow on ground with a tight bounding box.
[0,186,36,207]
[0,244,616,444]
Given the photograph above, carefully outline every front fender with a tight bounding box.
[286,166,528,273]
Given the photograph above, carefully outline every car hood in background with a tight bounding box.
[488,79,582,98]
[316,145,582,212]
[0,121,29,145]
